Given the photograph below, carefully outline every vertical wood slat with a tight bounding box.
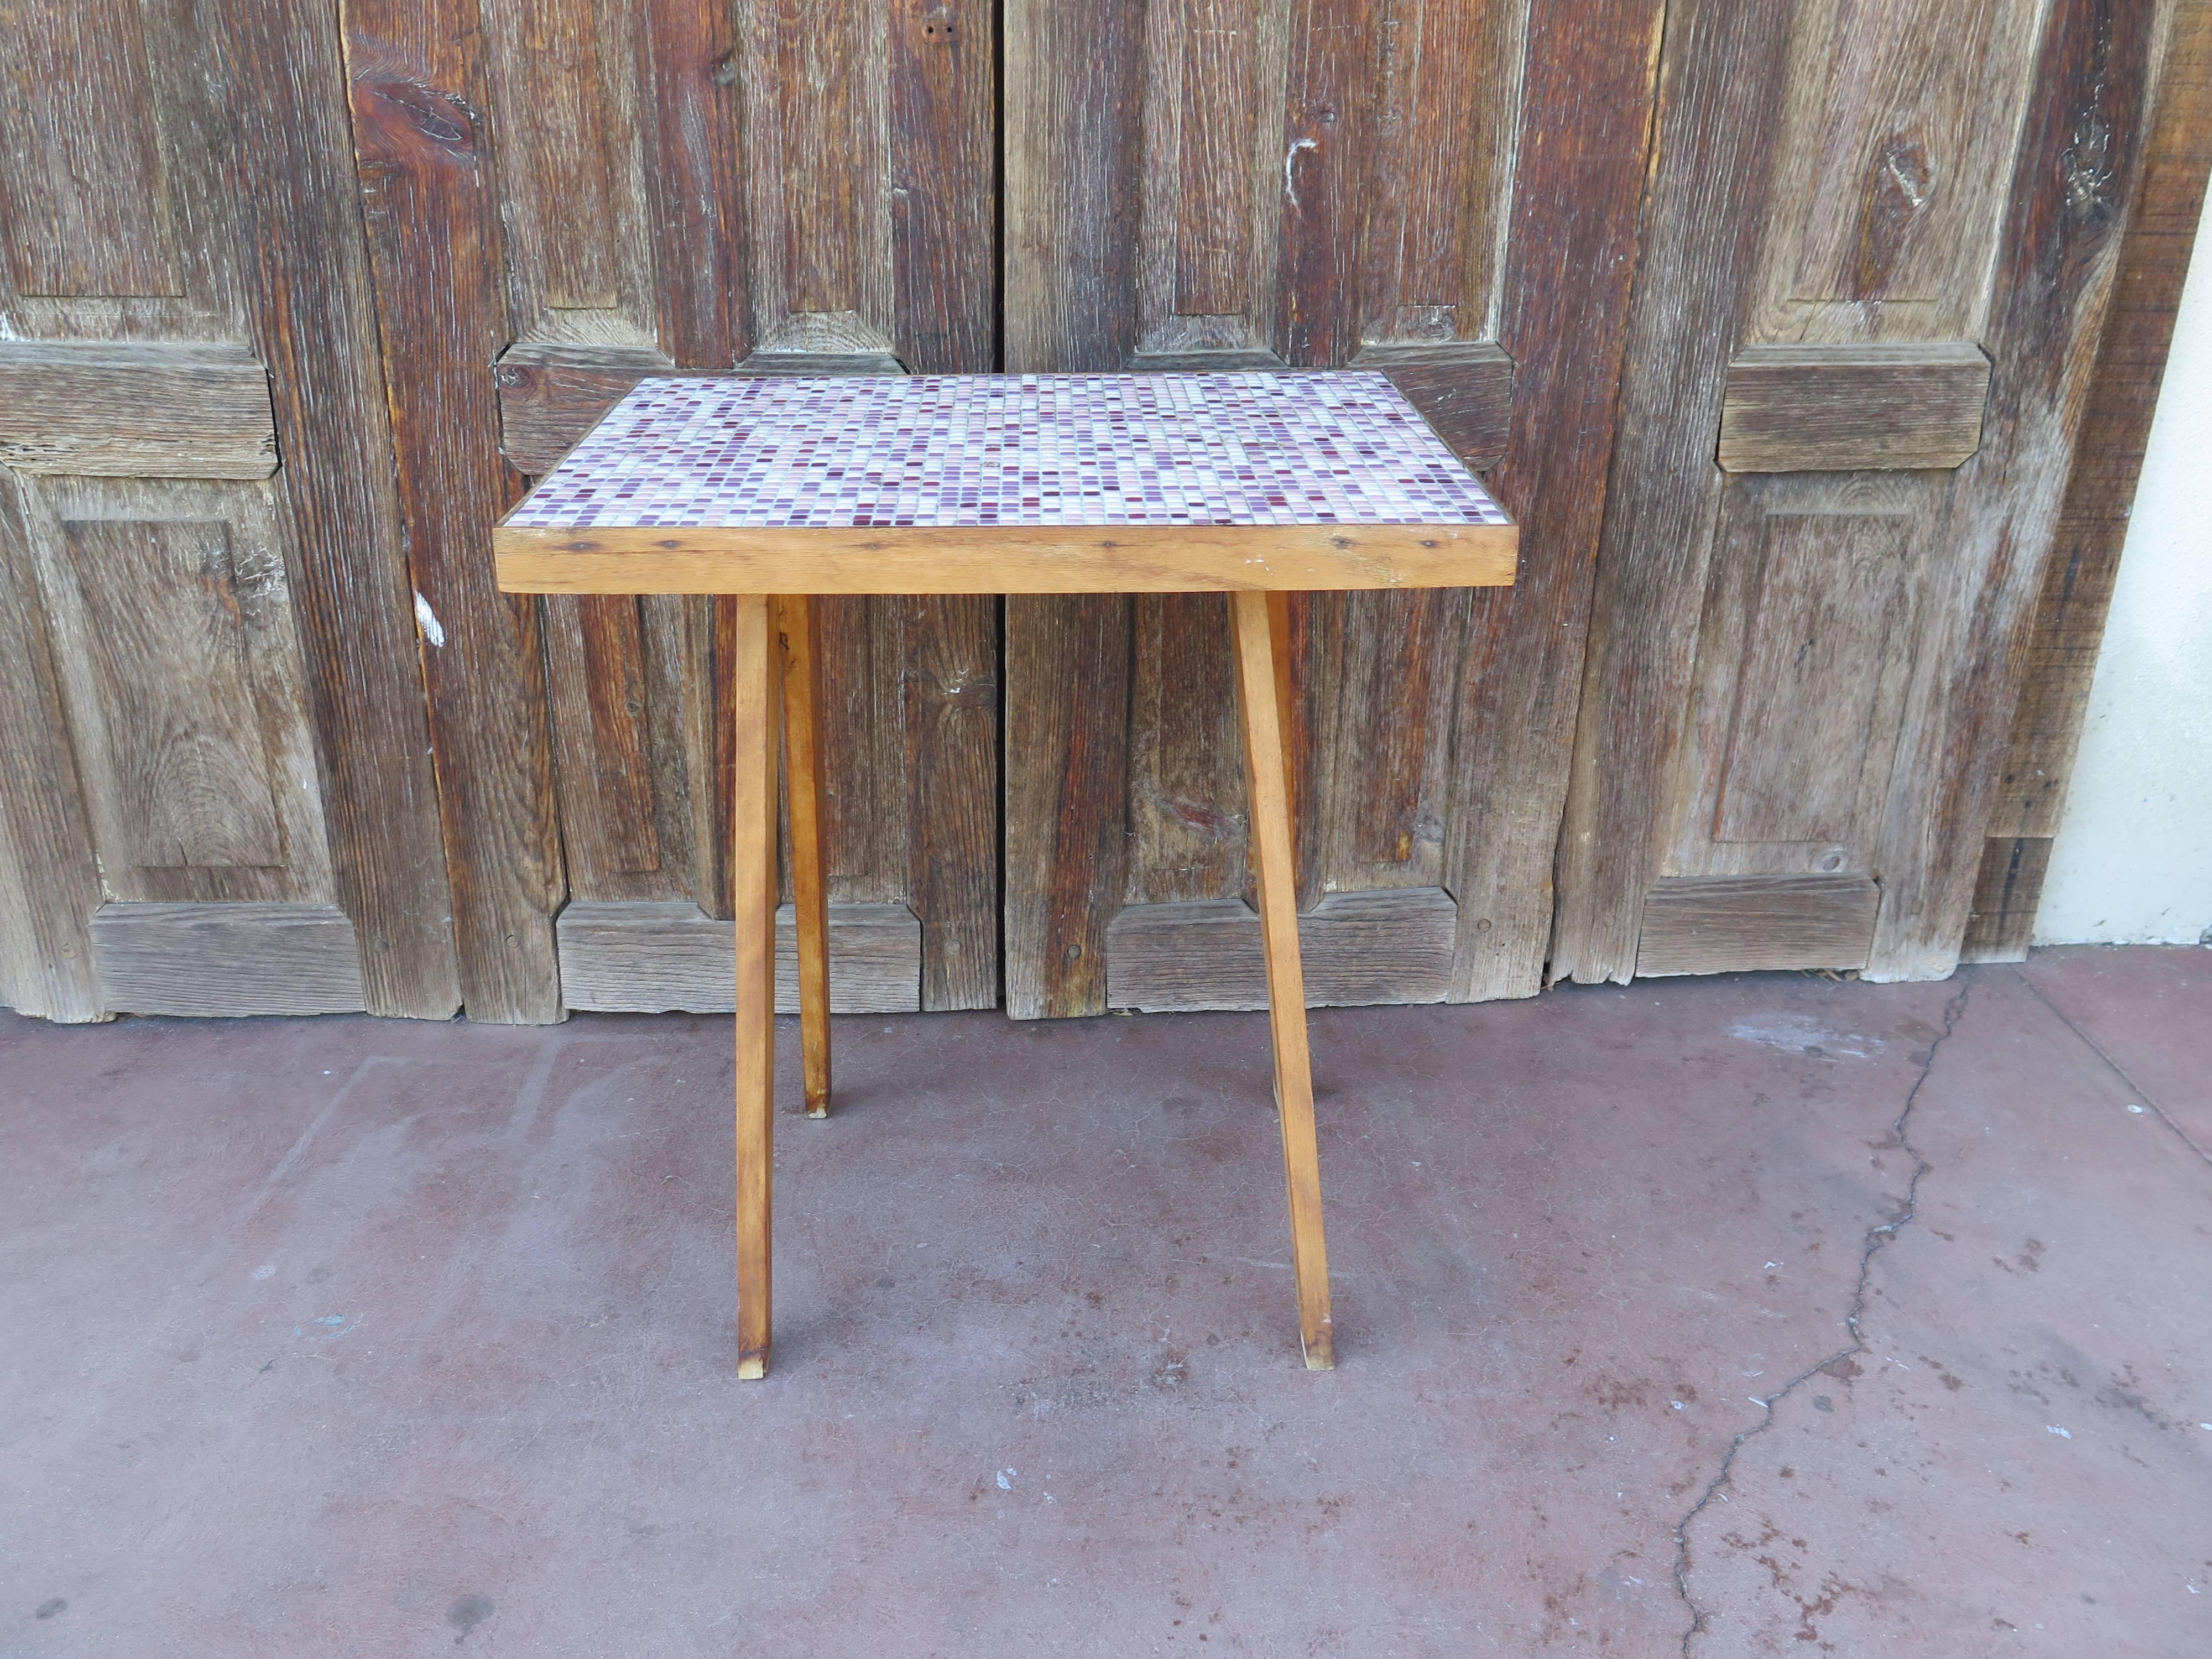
[0,477,107,1021]
[1549,0,1823,988]
[1963,0,2212,961]
[1865,0,2173,980]
[0,0,180,298]
[1175,0,1262,315]
[1447,0,1667,1000]
[187,0,462,1018]
[345,3,567,1022]
[638,0,747,369]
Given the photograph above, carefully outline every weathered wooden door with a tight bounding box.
[342,0,1000,1022]
[1550,0,2177,987]
[1001,0,1665,1016]
[0,0,458,1022]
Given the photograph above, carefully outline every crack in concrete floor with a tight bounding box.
[1671,979,1973,1656]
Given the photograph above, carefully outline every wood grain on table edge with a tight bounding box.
[491,521,1518,593]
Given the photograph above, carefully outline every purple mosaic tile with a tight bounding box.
[505,371,1510,531]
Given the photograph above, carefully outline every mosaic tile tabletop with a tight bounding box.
[505,371,1510,532]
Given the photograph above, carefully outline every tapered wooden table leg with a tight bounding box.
[732,595,779,1379]
[1226,588,1335,1369]
[776,594,833,1118]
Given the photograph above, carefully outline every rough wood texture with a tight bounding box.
[0,343,275,478]
[1964,0,2212,959]
[1227,587,1334,1369]
[495,347,677,474]
[555,900,923,1013]
[189,0,462,1017]
[1958,834,2054,963]
[0,0,179,298]
[1450,0,1666,1000]
[0,477,107,1021]
[1635,875,1881,976]
[1717,342,1992,472]
[1107,887,1457,1010]
[346,5,566,1022]
[1350,342,1515,469]
[497,521,1518,594]
[34,507,330,898]
[89,901,365,1016]
[1550,0,1804,987]
[1864,0,2172,981]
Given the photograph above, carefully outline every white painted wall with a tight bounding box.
[2035,185,2212,947]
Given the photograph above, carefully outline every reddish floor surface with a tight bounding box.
[1,947,2206,1657]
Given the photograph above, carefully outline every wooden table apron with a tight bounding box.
[492,374,1516,1378]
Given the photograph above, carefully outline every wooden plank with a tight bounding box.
[1958,833,2053,963]
[346,6,566,1022]
[1447,0,1668,1001]
[1350,342,1515,468]
[1126,594,1246,904]
[1712,511,1917,843]
[497,521,1519,594]
[1635,875,1880,976]
[495,348,676,474]
[1003,0,1145,375]
[59,518,287,871]
[776,594,833,1113]
[1718,342,1992,472]
[90,902,365,1016]
[185,0,461,1017]
[1173,0,1265,316]
[1548,0,1815,989]
[557,900,923,1013]
[1004,594,1132,1018]
[0,0,179,298]
[1107,886,1457,1010]
[1866,0,2174,980]
[1275,0,1383,369]
[0,476,106,1022]
[1970,1,2212,938]
[638,0,746,369]
[903,594,1000,1010]
[0,343,275,479]
[481,0,619,311]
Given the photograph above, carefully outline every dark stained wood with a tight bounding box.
[1351,342,1515,468]
[637,0,747,368]
[1004,595,1132,1018]
[494,348,675,474]
[0,343,276,479]
[1635,874,1880,975]
[770,0,866,316]
[186,0,462,1018]
[1107,886,1457,1010]
[0,476,107,1022]
[1176,0,1262,315]
[1866,0,2171,980]
[556,900,922,1012]
[1275,0,1383,370]
[90,901,366,1016]
[484,0,619,310]
[0,0,179,298]
[1966,1,2211,958]
[1550,0,1803,988]
[1127,594,1245,905]
[345,4,566,1022]
[889,0,995,376]
[1447,0,1667,1000]
[904,595,1000,1009]
[1958,834,2053,963]
[1718,343,1992,473]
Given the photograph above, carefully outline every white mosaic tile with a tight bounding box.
[505,371,1509,530]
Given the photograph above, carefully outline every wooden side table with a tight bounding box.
[495,371,1516,1375]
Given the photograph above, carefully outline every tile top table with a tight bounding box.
[494,369,1517,1376]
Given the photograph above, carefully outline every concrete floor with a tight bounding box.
[2,947,2208,1657]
